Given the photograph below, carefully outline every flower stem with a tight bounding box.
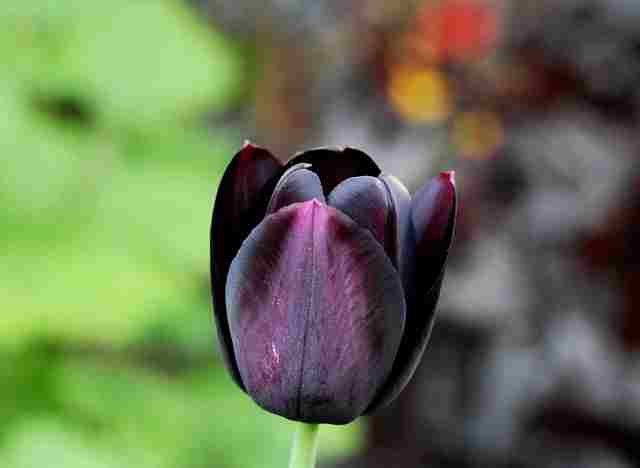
[288,422,320,468]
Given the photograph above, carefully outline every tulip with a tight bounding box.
[210,143,456,426]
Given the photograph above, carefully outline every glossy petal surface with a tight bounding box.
[327,176,392,256]
[379,174,413,283]
[284,147,381,194]
[368,172,456,411]
[210,143,282,388]
[226,200,405,424]
[411,172,457,285]
[266,163,325,215]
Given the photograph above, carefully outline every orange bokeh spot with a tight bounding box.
[415,0,499,63]
[387,64,452,124]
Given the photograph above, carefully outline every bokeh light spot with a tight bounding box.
[452,110,504,160]
[388,64,452,124]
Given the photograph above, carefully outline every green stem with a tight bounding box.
[288,423,320,468]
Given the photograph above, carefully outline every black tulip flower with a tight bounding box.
[210,143,456,425]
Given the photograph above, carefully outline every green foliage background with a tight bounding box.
[0,1,362,466]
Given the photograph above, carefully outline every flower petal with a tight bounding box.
[226,200,405,424]
[327,176,392,257]
[284,147,381,194]
[210,142,283,388]
[266,163,326,215]
[411,172,457,284]
[367,172,456,411]
[379,174,413,286]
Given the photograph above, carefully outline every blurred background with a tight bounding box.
[2,0,640,467]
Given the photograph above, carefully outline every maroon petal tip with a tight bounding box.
[440,170,455,186]
[412,173,456,251]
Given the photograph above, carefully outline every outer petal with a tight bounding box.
[210,142,283,388]
[368,172,456,411]
[327,176,392,258]
[284,147,381,194]
[226,200,405,424]
[266,163,325,215]
[411,172,457,284]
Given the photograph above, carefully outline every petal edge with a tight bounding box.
[210,143,283,389]
[284,147,381,194]
[367,171,457,411]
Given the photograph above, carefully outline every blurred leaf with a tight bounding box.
[0,132,229,347]
[0,344,63,440]
[0,0,242,128]
[3,419,144,468]
[50,360,363,468]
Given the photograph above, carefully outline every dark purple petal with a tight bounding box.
[411,172,457,283]
[368,172,456,411]
[210,142,283,389]
[284,147,381,194]
[327,176,391,256]
[226,200,405,424]
[379,174,413,285]
[266,163,325,215]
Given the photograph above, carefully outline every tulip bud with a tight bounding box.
[210,144,456,424]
